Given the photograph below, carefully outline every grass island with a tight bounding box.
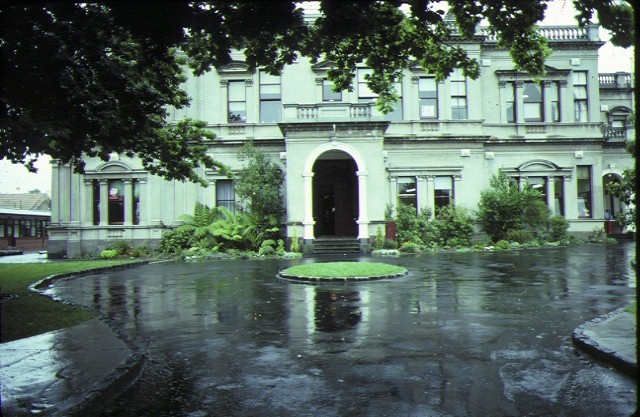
[278,261,408,282]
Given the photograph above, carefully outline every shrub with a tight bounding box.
[548,215,570,241]
[290,229,300,253]
[398,242,421,253]
[130,245,151,258]
[505,229,534,244]
[105,240,132,256]
[434,205,475,247]
[494,240,511,250]
[160,228,193,254]
[100,249,119,259]
[396,204,431,245]
[477,172,551,241]
[374,226,385,250]
[383,238,398,250]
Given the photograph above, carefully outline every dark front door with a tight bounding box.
[313,158,358,237]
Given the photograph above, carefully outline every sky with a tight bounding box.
[0,1,634,196]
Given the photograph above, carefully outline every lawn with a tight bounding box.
[0,261,134,343]
[281,261,407,279]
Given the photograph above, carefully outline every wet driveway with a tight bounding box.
[49,244,636,416]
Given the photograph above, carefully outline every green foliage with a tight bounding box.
[235,143,285,227]
[160,228,193,254]
[434,205,475,247]
[383,239,398,250]
[548,215,570,242]
[395,204,431,245]
[495,240,512,250]
[605,140,635,229]
[105,240,132,256]
[374,226,385,250]
[505,229,534,244]
[3,2,632,182]
[100,249,119,259]
[399,242,421,253]
[396,203,473,249]
[290,229,300,253]
[477,172,551,241]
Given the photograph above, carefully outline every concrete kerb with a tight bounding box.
[572,307,637,377]
[28,260,162,416]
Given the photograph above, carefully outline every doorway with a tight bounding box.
[313,154,358,237]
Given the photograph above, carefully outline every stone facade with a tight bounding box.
[48,23,635,258]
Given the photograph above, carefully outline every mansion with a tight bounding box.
[48,22,635,258]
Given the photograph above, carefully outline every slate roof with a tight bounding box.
[0,193,51,211]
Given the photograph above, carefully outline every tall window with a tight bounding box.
[216,180,236,212]
[357,68,377,101]
[573,71,588,122]
[397,177,417,209]
[549,82,561,122]
[228,81,246,123]
[322,79,342,102]
[108,179,125,225]
[450,69,467,120]
[93,180,100,225]
[526,177,546,202]
[132,180,140,225]
[434,176,453,210]
[523,82,543,122]
[577,165,592,218]
[419,77,438,118]
[553,177,564,216]
[260,71,281,123]
[505,82,515,123]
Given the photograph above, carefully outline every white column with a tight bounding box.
[124,179,133,226]
[99,179,109,226]
[83,179,94,225]
[209,179,217,207]
[564,176,577,219]
[417,176,428,213]
[356,170,369,239]
[515,81,525,123]
[426,176,435,219]
[138,178,147,225]
[51,160,60,224]
[388,176,397,217]
[559,80,569,123]
[303,172,315,240]
[546,177,555,213]
[69,172,80,225]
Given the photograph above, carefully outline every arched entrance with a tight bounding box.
[301,142,369,247]
[312,151,358,237]
[603,173,623,218]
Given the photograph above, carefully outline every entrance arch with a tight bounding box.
[302,143,369,241]
[313,152,358,237]
[602,171,625,233]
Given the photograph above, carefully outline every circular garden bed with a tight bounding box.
[278,261,407,282]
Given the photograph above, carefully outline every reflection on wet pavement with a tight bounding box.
[51,244,637,416]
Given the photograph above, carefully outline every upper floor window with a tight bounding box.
[523,82,543,122]
[322,80,342,102]
[419,77,438,119]
[260,71,281,123]
[357,68,377,101]
[228,81,247,123]
[573,71,588,122]
[549,81,561,122]
[450,69,467,120]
